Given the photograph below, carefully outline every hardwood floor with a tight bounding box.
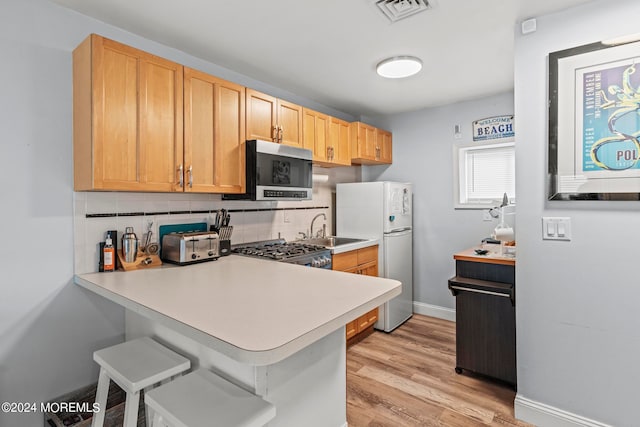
[346,314,532,427]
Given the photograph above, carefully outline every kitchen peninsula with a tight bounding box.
[75,256,400,426]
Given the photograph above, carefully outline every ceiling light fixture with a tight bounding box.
[376,56,422,78]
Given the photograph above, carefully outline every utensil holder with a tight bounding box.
[216,226,233,257]
[219,240,231,257]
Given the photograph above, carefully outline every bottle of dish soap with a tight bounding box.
[103,232,115,272]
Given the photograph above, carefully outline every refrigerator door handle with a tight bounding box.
[385,228,412,235]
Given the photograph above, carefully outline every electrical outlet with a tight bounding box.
[483,211,493,221]
[283,210,290,223]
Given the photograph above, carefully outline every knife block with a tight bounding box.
[117,250,162,271]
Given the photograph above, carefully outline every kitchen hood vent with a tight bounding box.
[374,0,433,23]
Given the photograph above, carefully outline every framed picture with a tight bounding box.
[548,36,640,200]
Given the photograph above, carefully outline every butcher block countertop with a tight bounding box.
[454,247,516,266]
[75,255,401,366]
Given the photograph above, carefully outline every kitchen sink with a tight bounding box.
[305,236,367,248]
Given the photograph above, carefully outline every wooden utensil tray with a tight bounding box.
[117,250,162,271]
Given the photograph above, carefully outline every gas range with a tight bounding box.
[232,239,332,269]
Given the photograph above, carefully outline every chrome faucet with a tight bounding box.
[310,213,327,238]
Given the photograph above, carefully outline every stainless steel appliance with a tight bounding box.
[161,231,220,265]
[232,239,332,269]
[223,140,313,201]
[336,181,413,332]
[122,227,138,263]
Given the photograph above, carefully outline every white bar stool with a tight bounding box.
[91,337,191,427]
[144,368,276,427]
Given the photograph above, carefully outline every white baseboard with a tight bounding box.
[412,301,456,322]
[515,394,612,427]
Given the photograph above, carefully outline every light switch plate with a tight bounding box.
[542,217,571,241]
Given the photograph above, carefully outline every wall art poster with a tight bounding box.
[549,36,640,200]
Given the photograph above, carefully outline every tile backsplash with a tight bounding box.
[72,166,357,274]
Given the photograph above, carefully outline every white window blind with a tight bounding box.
[454,141,515,208]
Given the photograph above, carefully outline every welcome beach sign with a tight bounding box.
[472,115,514,142]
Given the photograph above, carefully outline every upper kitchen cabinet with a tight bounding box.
[303,108,329,163]
[377,128,392,164]
[328,117,352,166]
[184,67,245,194]
[246,89,303,148]
[350,122,392,165]
[304,108,352,167]
[73,34,183,192]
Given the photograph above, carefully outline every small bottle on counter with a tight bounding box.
[103,232,115,272]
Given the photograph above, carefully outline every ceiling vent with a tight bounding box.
[374,0,433,23]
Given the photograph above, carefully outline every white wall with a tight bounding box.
[0,0,356,425]
[514,1,640,425]
[364,92,514,310]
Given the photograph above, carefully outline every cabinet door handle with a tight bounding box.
[188,165,193,188]
[177,164,183,188]
[279,125,284,143]
[272,125,278,142]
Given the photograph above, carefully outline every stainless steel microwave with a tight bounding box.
[223,140,313,201]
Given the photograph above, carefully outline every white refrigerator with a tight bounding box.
[336,181,413,332]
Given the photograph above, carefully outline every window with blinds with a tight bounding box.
[454,141,515,208]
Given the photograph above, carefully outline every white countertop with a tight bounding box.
[75,255,400,365]
[330,238,379,254]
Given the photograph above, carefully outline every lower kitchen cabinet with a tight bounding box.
[333,245,379,342]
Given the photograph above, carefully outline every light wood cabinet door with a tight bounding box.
[184,67,245,194]
[332,250,358,271]
[246,88,277,142]
[74,34,183,191]
[303,108,329,162]
[350,121,393,165]
[357,308,379,332]
[345,320,358,340]
[332,245,379,341]
[358,260,379,278]
[378,128,392,164]
[329,117,352,166]
[278,99,303,148]
[306,112,351,167]
[356,260,379,333]
[246,89,303,147]
[350,122,377,164]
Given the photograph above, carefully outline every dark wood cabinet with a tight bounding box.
[448,250,516,387]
